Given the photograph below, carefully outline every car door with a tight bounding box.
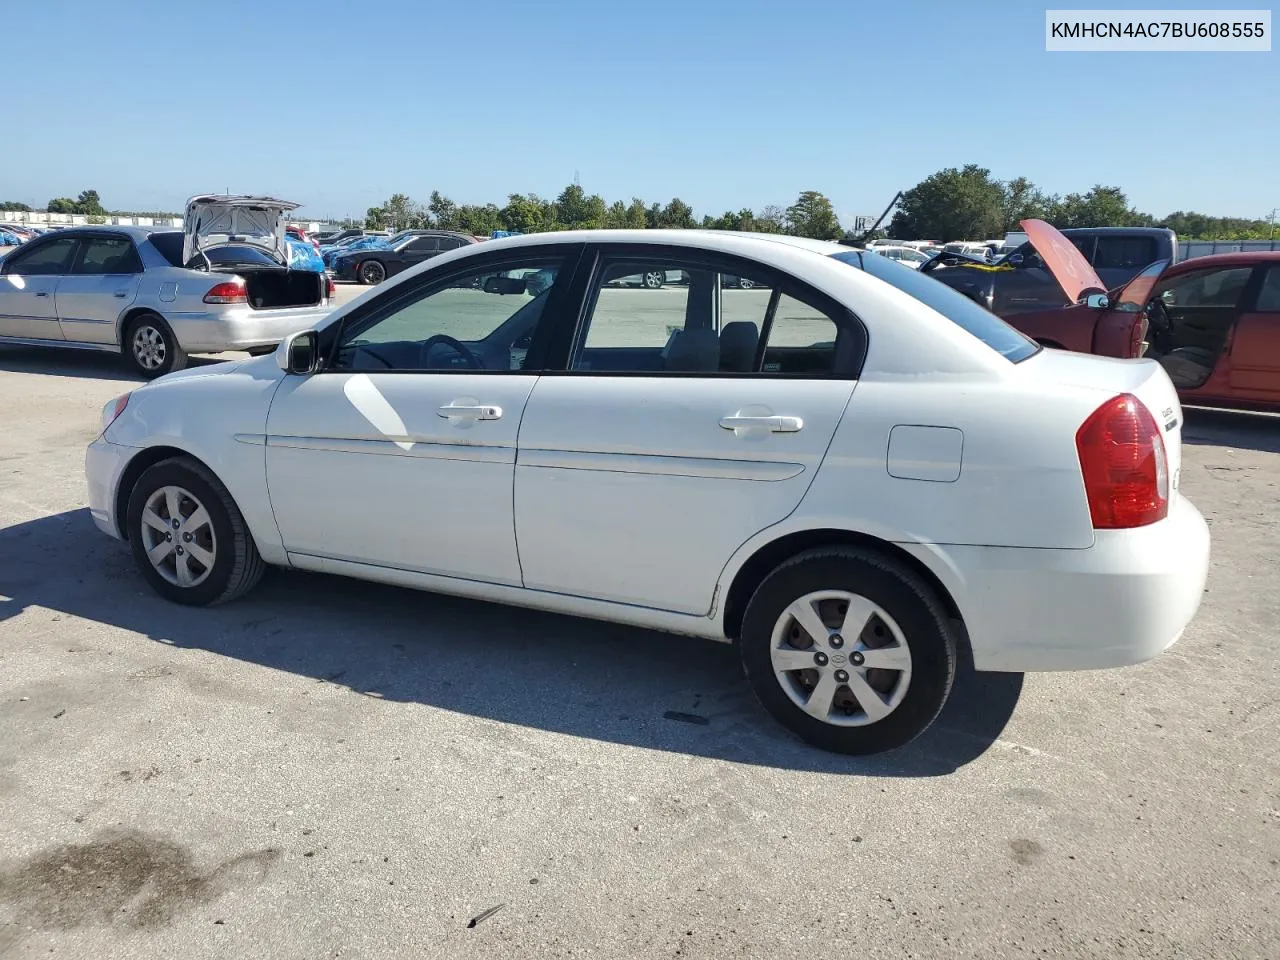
[264,244,584,585]
[1225,263,1280,398]
[0,235,79,340]
[54,234,143,345]
[394,235,440,272]
[1148,264,1255,390]
[513,245,862,616]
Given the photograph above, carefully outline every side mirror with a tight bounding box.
[1084,293,1110,310]
[1007,254,1024,266]
[276,329,319,375]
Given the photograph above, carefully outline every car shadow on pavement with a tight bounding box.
[1182,406,1280,454]
[0,346,229,383]
[0,508,1024,778]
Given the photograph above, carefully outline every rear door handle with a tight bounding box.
[437,404,503,420]
[719,415,804,433]
[35,291,49,297]
[113,291,129,298]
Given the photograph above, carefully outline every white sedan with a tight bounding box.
[85,229,1210,755]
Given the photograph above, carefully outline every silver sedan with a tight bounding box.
[0,224,333,377]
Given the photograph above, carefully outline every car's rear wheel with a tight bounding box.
[739,548,957,755]
[126,457,266,606]
[359,260,386,285]
[641,270,664,289]
[737,277,756,289]
[123,313,187,378]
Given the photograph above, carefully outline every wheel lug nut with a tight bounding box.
[183,532,192,542]
[851,652,865,666]
[171,519,180,529]
[834,669,849,683]
[176,546,184,555]
[814,652,829,667]
[830,634,844,648]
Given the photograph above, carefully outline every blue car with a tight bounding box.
[322,234,390,268]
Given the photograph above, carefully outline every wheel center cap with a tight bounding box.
[830,653,847,665]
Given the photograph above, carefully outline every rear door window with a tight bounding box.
[1094,237,1158,271]
[75,237,143,274]
[832,249,1039,362]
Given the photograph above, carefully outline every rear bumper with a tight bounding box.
[905,495,1211,672]
[166,303,333,353]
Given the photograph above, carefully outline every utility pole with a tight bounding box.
[1269,207,1278,240]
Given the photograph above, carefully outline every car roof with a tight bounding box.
[1059,226,1176,238]
[475,228,849,256]
[23,224,158,242]
[1163,251,1280,274]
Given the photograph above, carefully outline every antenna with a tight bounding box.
[574,170,581,187]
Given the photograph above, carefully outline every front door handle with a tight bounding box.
[113,291,129,298]
[719,415,804,433]
[35,291,49,297]
[437,404,502,421]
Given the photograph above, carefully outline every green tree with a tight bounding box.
[47,198,77,214]
[365,206,387,229]
[786,191,842,239]
[889,165,1006,241]
[999,176,1051,232]
[0,201,32,212]
[500,193,552,233]
[654,198,695,229]
[428,191,458,230]
[553,183,607,229]
[755,205,786,234]
[456,203,502,236]
[704,208,758,231]
[75,189,105,216]
[1050,185,1150,229]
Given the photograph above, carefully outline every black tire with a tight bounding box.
[358,260,386,285]
[641,270,664,290]
[739,547,957,755]
[123,313,187,379]
[125,457,266,606]
[737,277,756,290]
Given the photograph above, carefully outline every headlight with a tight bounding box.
[101,393,131,433]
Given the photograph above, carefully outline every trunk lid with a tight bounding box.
[182,195,301,266]
[1023,348,1184,503]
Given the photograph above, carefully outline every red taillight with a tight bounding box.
[203,279,247,304]
[325,276,335,299]
[1075,393,1169,529]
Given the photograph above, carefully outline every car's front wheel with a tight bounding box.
[358,260,386,284]
[641,270,664,289]
[126,457,266,606]
[123,313,187,378]
[739,548,957,755]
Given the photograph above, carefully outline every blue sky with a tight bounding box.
[5,0,1276,223]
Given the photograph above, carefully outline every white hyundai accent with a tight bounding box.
[84,229,1210,755]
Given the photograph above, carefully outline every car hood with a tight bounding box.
[182,194,301,265]
[1019,218,1107,304]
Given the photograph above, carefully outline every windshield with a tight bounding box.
[830,250,1040,363]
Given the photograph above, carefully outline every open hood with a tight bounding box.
[1020,218,1107,304]
[182,195,300,266]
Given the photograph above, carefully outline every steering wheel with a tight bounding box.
[420,334,483,370]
